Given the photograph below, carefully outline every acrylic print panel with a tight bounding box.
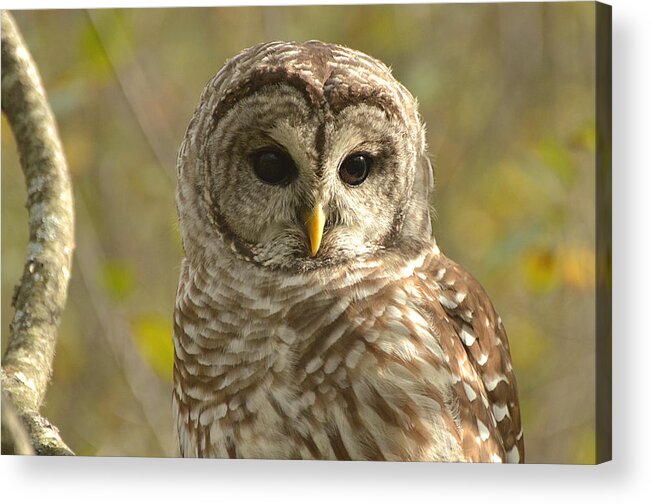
[1,2,611,463]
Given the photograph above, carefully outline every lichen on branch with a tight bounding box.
[1,10,75,456]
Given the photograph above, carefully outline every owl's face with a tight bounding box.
[178,41,434,272]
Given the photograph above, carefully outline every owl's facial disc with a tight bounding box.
[200,82,429,272]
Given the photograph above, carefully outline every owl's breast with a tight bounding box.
[173,254,469,460]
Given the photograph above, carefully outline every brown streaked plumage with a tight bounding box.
[173,40,524,462]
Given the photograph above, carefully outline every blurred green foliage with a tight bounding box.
[132,313,174,382]
[101,260,136,301]
[1,3,598,462]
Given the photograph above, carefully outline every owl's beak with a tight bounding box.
[306,203,325,257]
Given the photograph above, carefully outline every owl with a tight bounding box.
[173,40,524,463]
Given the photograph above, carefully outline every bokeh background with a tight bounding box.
[2,3,598,463]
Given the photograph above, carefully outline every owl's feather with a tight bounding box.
[173,243,524,462]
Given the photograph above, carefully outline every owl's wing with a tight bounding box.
[421,250,525,463]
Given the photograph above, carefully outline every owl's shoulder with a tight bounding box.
[415,248,525,462]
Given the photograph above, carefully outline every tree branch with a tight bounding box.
[1,10,75,455]
[1,391,34,455]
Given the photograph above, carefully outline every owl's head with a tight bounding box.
[177,41,433,272]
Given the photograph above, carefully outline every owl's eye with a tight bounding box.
[251,148,296,186]
[339,153,372,186]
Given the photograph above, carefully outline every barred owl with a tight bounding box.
[173,40,524,462]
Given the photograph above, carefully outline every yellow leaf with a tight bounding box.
[132,313,174,382]
[521,247,558,294]
[560,244,595,291]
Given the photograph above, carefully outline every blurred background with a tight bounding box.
[2,3,597,463]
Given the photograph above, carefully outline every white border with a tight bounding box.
[2,0,650,502]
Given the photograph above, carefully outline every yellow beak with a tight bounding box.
[306,203,325,257]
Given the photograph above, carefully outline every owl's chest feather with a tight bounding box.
[173,255,466,460]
